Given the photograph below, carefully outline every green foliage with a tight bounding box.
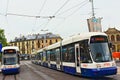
[0,28,7,47]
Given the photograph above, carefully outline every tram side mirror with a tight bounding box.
[108,42,112,48]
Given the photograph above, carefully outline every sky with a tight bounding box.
[0,0,120,42]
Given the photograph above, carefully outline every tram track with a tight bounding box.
[2,74,17,80]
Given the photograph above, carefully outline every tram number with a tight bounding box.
[7,65,13,68]
[82,64,88,67]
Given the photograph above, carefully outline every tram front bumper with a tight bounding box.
[2,67,20,75]
[81,67,117,77]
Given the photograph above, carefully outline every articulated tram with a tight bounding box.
[1,46,20,75]
[32,32,117,77]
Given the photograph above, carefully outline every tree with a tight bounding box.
[0,28,7,61]
[0,28,7,47]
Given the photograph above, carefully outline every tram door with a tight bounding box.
[56,48,61,70]
[47,51,51,67]
[75,44,81,73]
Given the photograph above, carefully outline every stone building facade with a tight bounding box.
[9,33,62,54]
[104,28,120,52]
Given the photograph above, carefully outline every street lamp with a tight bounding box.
[41,29,48,47]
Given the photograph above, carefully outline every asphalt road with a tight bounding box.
[0,61,120,80]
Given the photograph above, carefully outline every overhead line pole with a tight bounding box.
[89,0,95,17]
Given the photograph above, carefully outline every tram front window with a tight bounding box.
[90,43,112,62]
[4,57,16,65]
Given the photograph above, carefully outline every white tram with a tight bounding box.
[32,32,117,77]
[1,46,20,75]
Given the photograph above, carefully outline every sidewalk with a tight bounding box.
[0,62,1,72]
[117,67,120,74]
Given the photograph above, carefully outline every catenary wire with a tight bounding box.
[53,0,70,16]
[41,0,70,30]
[56,0,88,16]
[38,0,47,15]
[48,1,89,34]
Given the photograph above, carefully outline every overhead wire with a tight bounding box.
[38,0,47,15]
[53,0,70,16]
[33,0,47,33]
[51,0,89,33]
[56,0,88,16]
[3,0,90,37]
[6,0,9,15]
[65,1,89,18]
[5,0,9,28]
[42,0,70,30]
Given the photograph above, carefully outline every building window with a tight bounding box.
[46,40,47,43]
[56,39,58,42]
[111,35,115,41]
[26,42,28,48]
[42,45,44,48]
[14,42,17,46]
[50,40,52,45]
[116,35,120,41]
[42,40,43,43]
[38,40,40,48]
[112,45,115,52]
[32,41,34,50]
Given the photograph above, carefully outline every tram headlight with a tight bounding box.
[15,64,20,68]
[112,62,116,66]
[1,65,6,69]
[96,64,101,68]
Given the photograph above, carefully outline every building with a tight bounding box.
[9,33,62,54]
[104,28,120,52]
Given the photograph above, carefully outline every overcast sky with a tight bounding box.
[0,0,120,42]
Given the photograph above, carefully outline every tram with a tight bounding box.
[1,46,20,75]
[32,32,117,77]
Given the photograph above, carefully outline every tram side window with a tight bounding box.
[45,51,48,61]
[62,47,68,62]
[50,50,56,61]
[37,52,41,60]
[47,51,50,62]
[68,46,75,62]
[40,53,43,61]
[80,40,92,63]
[62,44,75,62]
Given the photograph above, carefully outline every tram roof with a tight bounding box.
[37,32,107,51]
[46,41,61,50]
[2,46,19,52]
[62,32,107,46]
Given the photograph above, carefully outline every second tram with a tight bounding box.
[1,46,20,75]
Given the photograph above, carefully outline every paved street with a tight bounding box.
[0,61,120,80]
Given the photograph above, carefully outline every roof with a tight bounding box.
[38,32,107,51]
[104,27,120,34]
[62,32,107,46]
[10,32,62,42]
[2,46,19,52]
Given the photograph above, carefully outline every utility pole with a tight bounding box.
[89,0,95,17]
[91,0,95,17]
[87,0,102,32]
[41,29,48,47]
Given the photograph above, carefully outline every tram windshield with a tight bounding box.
[4,57,16,65]
[90,36,112,62]
[3,54,17,65]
